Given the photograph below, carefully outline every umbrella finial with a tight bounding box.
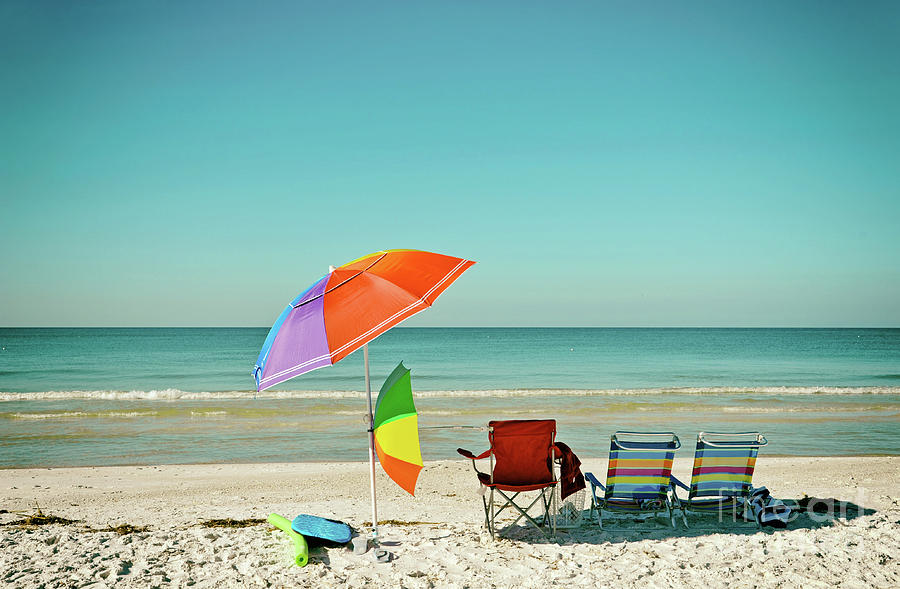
[328,265,336,273]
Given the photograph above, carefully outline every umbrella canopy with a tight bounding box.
[254,249,475,391]
[373,362,422,496]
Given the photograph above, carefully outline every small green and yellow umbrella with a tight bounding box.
[373,362,422,495]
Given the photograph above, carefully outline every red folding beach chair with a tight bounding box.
[457,419,559,538]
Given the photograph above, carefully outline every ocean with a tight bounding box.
[1,327,898,467]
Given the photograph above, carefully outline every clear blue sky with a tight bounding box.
[1,1,898,327]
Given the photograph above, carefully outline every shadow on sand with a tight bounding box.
[494,497,876,544]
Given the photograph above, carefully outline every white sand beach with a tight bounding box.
[1,456,898,588]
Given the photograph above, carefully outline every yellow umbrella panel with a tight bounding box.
[373,362,423,495]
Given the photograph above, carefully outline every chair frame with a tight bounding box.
[458,420,559,539]
[586,431,682,529]
[671,431,768,528]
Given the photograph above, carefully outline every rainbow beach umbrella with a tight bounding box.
[253,249,475,538]
[373,362,422,496]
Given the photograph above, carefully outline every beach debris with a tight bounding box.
[1,507,151,537]
[363,519,439,527]
[93,523,149,535]
[1,506,79,527]
[200,518,266,528]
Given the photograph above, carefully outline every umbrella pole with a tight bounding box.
[364,343,379,541]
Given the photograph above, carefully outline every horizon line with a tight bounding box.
[2,325,899,330]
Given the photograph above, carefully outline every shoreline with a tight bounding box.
[2,452,900,471]
[2,457,898,587]
[4,390,898,465]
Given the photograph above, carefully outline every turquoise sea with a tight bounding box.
[1,328,898,467]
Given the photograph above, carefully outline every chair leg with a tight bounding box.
[589,493,603,528]
[481,485,562,538]
[539,490,549,530]
[489,488,496,538]
[481,492,492,536]
[495,489,555,537]
[550,487,557,536]
[539,488,557,536]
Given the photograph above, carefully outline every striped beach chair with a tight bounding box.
[584,431,681,529]
[671,431,768,527]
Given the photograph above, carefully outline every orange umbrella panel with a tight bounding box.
[324,250,475,365]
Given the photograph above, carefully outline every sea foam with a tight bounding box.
[1,386,898,402]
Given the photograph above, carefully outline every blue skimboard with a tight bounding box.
[291,514,353,545]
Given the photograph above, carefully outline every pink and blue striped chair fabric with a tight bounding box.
[585,431,681,528]
[671,431,767,526]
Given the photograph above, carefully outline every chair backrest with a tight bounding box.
[487,419,556,486]
[605,431,679,501]
[688,431,767,500]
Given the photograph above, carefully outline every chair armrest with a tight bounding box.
[584,471,605,492]
[458,448,492,480]
[584,472,606,505]
[457,448,491,460]
[670,475,690,492]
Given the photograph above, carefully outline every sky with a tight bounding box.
[1,1,898,327]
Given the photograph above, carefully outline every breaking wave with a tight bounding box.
[1,386,899,402]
